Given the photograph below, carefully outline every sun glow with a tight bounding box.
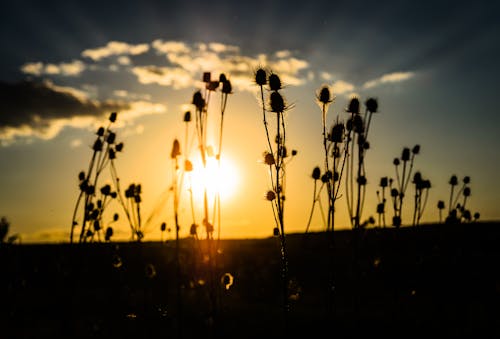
[185,156,239,202]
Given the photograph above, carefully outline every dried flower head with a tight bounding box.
[380,177,388,187]
[318,86,332,104]
[270,91,285,113]
[401,147,410,161]
[449,175,458,186]
[365,98,378,113]
[184,111,192,122]
[115,142,124,152]
[412,144,420,155]
[312,166,321,180]
[346,97,360,114]
[222,80,232,94]
[268,73,282,91]
[463,187,471,197]
[219,73,227,83]
[96,127,105,136]
[329,123,344,143]
[192,90,205,111]
[109,112,117,123]
[437,200,445,210]
[255,68,267,86]
[463,176,470,184]
[266,190,276,201]
[264,152,275,165]
[206,81,219,91]
[171,139,181,159]
[203,72,211,83]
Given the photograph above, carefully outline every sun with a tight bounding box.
[185,156,239,202]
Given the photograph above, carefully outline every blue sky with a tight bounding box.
[1,0,499,242]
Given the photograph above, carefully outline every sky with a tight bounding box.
[1,0,499,243]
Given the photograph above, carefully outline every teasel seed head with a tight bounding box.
[412,144,420,155]
[115,142,124,152]
[109,112,117,123]
[219,73,227,83]
[203,72,211,83]
[206,80,219,91]
[312,166,321,180]
[268,73,282,91]
[318,86,332,104]
[449,175,458,186]
[346,97,360,114]
[401,147,410,161]
[78,171,85,181]
[270,91,285,113]
[329,123,344,143]
[380,177,388,188]
[222,79,232,94]
[171,139,181,159]
[192,90,205,111]
[255,68,267,86]
[183,111,192,122]
[463,176,470,184]
[264,152,275,165]
[266,190,276,201]
[365,98,378,113]
[96,126,105,136]
[463,187,471,197]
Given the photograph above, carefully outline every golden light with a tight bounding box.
[185,155,239,203]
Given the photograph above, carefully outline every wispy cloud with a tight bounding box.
[82,41,150,61]
[363,71,415,89]
[21,60,86,77]
[0,80,165,145]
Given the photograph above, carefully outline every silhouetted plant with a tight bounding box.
[389,144,420,227]
[444,175,477,224]
[344,97,379,228]
[254,67,297,331]
[376,177,389,227]
[411,171,431,226]
[0,216,19,245]
[437,200,445,223]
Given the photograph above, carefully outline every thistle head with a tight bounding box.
[318,86,332,105]
[365,98,378,113]
[346,97,360,114]
[171,139,181,159]
[268,73,282,91]
[255,68,267,86]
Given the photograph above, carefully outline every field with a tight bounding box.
[1,222,499,338]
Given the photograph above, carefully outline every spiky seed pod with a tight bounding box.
[413,172,422,185]
[346,97,360,114]
[422,180,431,189]
[116,142,124,152]
[255,68,267,86]
[183,111,192,122]
[463,187,471,197]
[101,184,111,195]
[93,139,103,152]
[350,115,364,133]
[96,127,105,136]
[365,98,378,113]
[449,175,458,186]
[110,192,117,199]
[437,200,445,210]
[78,171,85,181]
[161,222,166,232]
[380,177,388,187]
[318,86,332,104]
[363,141,370,150]
[401,147,411,161]
[329,123,344,143]
[134,195,141,203]
[333,171,339,182]
[377,203,385,214]
[113,213,119,221]
[264,152,275,165]
[105,227,113,241]
[107,132,116,144]
[291,149,298,156]
[203,72,211,83]
[206,81,219,91]
[222,80,232,94]
[108,148,116,160]
[192,91,205,111]
[463,176,470,184]
[321,170,333,183]
[270,91,285,113]
[357,176,367,186]
[85,185,95,195]
[268,73,282,91]
[109,112,117,123]
[391,188,398,197]
[171,139,181,159]
[412,144,420,155]
[312,167,321,180]
[393,158,400,166]
[93,220,101,231]
[266,190,276,201]
[219,73,227,83]
[184,159,193,172]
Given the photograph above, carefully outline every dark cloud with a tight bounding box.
[0,81,130,129]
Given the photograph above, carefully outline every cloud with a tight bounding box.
[144,40,310,91]
[82,41,150,61]
[363,71,415,89]
[20,60,86,76]
[0,80,165,144]
[332,80,356,95]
